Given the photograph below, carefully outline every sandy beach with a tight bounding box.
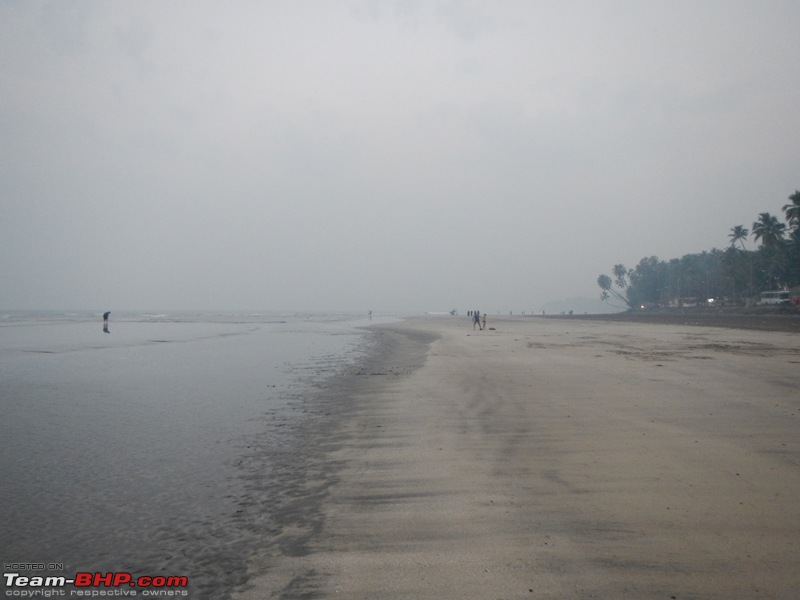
[236,316,800,600]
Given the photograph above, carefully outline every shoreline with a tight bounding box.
[236,316,800,599]
[234,323,440,596]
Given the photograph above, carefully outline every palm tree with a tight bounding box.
[612,263,630,289]
[782,192,800,285]
[728,225,749,250]
[782,190,800,231]
[727,226,753,299]
[751,212,786,248]
[598,274,632,308]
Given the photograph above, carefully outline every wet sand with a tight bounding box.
[236,316,800,600]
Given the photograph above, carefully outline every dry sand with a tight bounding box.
[236,316,800,600]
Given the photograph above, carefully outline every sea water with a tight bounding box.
[0,310,388,598]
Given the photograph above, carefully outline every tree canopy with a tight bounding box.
[598,190,800,308]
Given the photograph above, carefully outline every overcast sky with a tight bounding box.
[2,1,798,313]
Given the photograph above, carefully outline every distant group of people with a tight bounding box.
[467,309,486,330]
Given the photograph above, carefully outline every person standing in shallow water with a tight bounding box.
[103,311,110,333]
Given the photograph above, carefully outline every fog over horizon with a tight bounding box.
[2,1,798,314]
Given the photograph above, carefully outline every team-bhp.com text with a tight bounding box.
[4,572,189,597]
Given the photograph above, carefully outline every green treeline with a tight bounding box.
[598,190,800,309]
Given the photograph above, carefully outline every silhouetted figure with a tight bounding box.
[103,311,110,334]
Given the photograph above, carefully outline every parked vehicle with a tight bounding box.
[759,290,791,305]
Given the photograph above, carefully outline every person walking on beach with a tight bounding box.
[473,310,481,330]
[481,312,487,330]
[103,311,111,334]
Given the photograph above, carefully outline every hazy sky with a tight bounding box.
[2,1,798,313]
